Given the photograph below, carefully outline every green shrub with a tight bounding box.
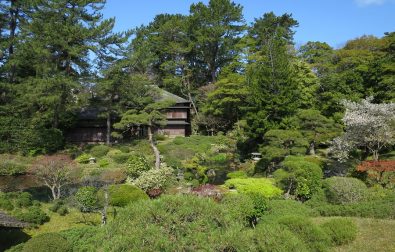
[0,196,14,211]
[274,155,323,200]
[109,150,130,164]
[321,218,357,245]
[14,206,49,225]
[98,158,110,168]
[89,145,110,158]
[254,222,309,252]
[125,155,150,178]
[153,133,166,141]
[224,178,283,199]
[22,233,71,252]
[324,177,367,204]
[49,200,64,213]
[95,195,251,251]
[14,192,33,208]
[57,206,69,216]
[226,170,248,179]
[60,227,100,252]
[277,216,331,252]
[312,199,395,219]
[117,145,130,153]
[266,200,317,218]
[75,186,98,212]
[0,160,26,175]
[221,194,257,226]
[133,165,175,194]
[99,184,148,207]
[75,153,91,164]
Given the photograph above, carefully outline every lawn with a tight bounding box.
[313,217,395,252]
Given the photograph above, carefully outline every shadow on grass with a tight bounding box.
[0,228,30,251]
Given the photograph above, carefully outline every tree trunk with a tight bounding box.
[50,186,57,200]
[101,186,108,226]
[106,113,111,145]
[148,125,161,169]
[372,150,379,161]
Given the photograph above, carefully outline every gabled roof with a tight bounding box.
[152,86,190,104]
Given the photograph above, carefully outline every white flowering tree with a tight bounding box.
[330,97,395,162]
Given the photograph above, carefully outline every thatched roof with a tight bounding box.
[0,211,29,228]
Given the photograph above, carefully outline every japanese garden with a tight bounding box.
[0,0,394,251]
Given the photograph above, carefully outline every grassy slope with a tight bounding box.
[23,203,101,237]
[313,217,395,252]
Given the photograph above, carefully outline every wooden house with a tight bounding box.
[66,87,191,144]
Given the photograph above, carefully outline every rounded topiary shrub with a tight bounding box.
[22,233,71,252]
[100,184,148,207]
[324,177,367,204]
[254,222,308,252]
[277,216,331,252]
[75,153,90,164]
[321,218,357,245]
[89,145,110,158]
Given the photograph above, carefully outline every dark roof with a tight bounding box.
[0,212,29,228]
[152,86,189,104]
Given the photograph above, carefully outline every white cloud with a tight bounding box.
[355,0,393,6]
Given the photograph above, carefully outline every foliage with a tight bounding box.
[60,227,99,252]
[274,155,323,200]
[108,150,130,164]
[323,177,367,204]
[0,159,27,176]
[14,206,49,225]
[356,160,395,188]
[75,186,98,212]
[30,154,79,200]
[253,222,309,252]
[321,218,357,245]
[75,153,91,164]
[330,98,395,162]
[125,154,151,178]
[103,184,148,207]
[259,130,309,169]
[224,178,283,198]
[98,158,110,168]
[89,145,110,158]
[22,233,71,252]
[277,216,331,252]
[132,165,175,196]
[265,200,317,218]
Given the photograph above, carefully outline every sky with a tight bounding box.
[102,0,395,48]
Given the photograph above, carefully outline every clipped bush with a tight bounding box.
[100,184,148,207]
[57,206,69,216]
[75,153,91,164]
[277,216,331,252]
[227,170,248,179]
[117,145,130,153]
[266,200,317,218]
[60,227,100,252]
[324,177,367,204]
[126,155,150,178]
[75,186,98,212]
[89,145,110,158]
[22,233,71,252]
[98,158,110,168]
[14,192,33,208]
[49,200,64,213]
[254,222,309,252]
[221,194,256,226]
[274,155,323,200]
[14,206,49,225]
[321,218,357,245]
[0,195,14,211]
[109,151,130,164]
[224,178,282,198]
[133,165,175,195]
